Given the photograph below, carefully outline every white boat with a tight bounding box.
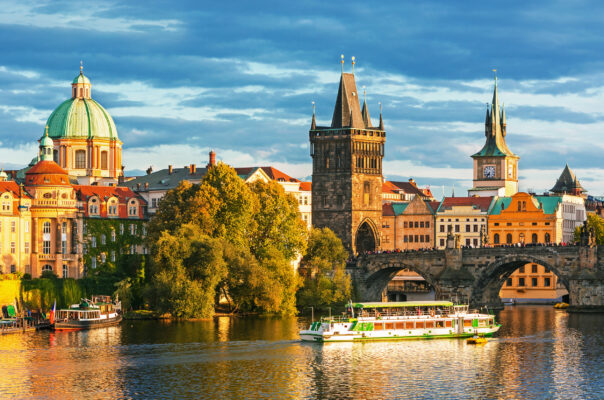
[53,295,122,331]
[300,301,501,342]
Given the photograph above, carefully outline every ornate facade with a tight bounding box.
[310,70,385,254]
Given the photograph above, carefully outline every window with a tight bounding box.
[89,198,99,215]
[43,240,51,254]
[403,236,408,243]
[142,225,147,236]
[111,251,116,262]
[506,278,513,287]
[519,266,525,273]
[25,221,29,233]
[455,225,460,233]
[466,238,471,246]
[42,264,53,273]
[473,239,478,247]
[130,245,136,255]
[473,225,478,232]
[108,198,118,216]
[426,221,430,228]
[304,197,308,205]
[62,239,67,255]
[439,225,445,233]
[465,225,471,232]
[544,278,551,287]
[440,239,445,247]
[101,234,106,245]
[532,233,538,243]
[151,198,158,208]
[130,224,136,235]
[111,230,116,242]
[545,233,551,243]
[420,221,424,228]
[494,233,500,244]
[101,151,108,170]
[62,265,68,278]
[10,221,15,233]
[532,264,538,273]
[43,221,51,234]
[75,150,86,169]
[10,242,15,254]
[91,236,97,248]
[404,221,408,229]
[518,278,525,287]
[120,224,124,234]
[494,223,499,226]
[506,233,513,244]
[24,242,29,254]
[10,265,15,273]
[101,253,106,263]
[91,258,96,269]
[414,221,419,228]
[544,267,550,274]
[531,278,538,287]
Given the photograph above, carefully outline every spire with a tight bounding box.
[330,65,364,128]
[80,60,84,75]
[501,103,507,136]
[361,87,372,128]
[310,101,316,129]
[378,102,384,130]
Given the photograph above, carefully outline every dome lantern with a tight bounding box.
[39,126,54,161]
[72,61,91,99]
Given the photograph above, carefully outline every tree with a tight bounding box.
[574,214,604,245]
[297,228,351,309]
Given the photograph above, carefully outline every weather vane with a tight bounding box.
[352,56,355,74]
[340,54,344,73]
[80,60,84,73]
[492,68,497,86]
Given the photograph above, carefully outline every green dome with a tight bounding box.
[72,73,91,85]
[40,132,54,147]
[45,98,119,140]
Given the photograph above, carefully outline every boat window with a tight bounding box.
[385,322,394,330]
[445,320,452,328]
[416,321,425,329]
[425,321,435,329]
[373,323,384,331]
[464,319,473,327]
[395,322,405,330]
[404,321,414,329]
[436,320,444,328]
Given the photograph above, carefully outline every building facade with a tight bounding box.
[382,195,435,251]
[310,70,385,254]
[435,197,494,248]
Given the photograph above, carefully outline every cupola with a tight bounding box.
[71,62,91,99]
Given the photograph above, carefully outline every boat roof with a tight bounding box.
[353,301,454,308]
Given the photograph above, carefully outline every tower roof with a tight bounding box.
[473,78,517,158]
[550,164,585,194]
[331,73,365,129]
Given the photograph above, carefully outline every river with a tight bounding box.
[0,306,603,399]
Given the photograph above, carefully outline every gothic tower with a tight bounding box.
[469,76,519,197]
[310,65,385,254]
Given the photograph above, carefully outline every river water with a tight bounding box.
[0,306,603,399]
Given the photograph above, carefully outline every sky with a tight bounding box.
[0,0,603,197]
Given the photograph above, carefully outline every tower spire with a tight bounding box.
[378,102,384,130]
[311,101,316,130]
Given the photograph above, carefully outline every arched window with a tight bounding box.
[75,150,86,169]
[128,199,138,216]
[88,198,99,215]
[532,233,538,243]
[545,233,551,243]
[107,198,118,216]
[53,149,59,163]
[42,264,53,272]
[506,233,513,244]
[101,151,108,170]
[494,233,500,244]
[62,265,68,278]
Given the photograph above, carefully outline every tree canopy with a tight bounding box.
[574,214,604,245]
[146,163,307,318]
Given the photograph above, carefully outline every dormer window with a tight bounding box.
[107,197,118,216]
[1,194,12,212]
[88,197,99,215]
[128,199,138,216]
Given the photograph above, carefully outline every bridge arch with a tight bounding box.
[471,254,570,308]
[354,218,379,254]
[361,261,440,302]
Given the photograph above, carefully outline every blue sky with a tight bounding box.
[1,0,603,196]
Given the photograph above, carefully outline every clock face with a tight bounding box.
[483,166,495,179]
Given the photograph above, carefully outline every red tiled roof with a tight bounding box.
[299,182,311,191]
[438,196,493,212]
[75,185,146,219]
[0,181,25,197]
[382,203,395,216]
[382,181,399,194]
[260,166,300,183]
[427,201,442,213]
[25,161,70,186]
[389,181,427,197]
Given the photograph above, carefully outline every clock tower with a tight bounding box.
[469,77,519,197]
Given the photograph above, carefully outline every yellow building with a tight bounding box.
[0,177,32,274]
[435,197,494,248]
[489,192,568,302]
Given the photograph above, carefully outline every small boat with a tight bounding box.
[300,301,501,343]
[466,335,487,345]
[53,295,122,331]
[554,302,569,309]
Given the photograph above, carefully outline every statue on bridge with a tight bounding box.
[446,225,460,249]
[579,221,596,246]
[480,225,488,248]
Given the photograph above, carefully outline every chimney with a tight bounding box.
[408,178,416,186]
[208,150,216,167]
[144,182,149,190]
[190,164,196,174]
[146,166,153,175]
[136,183,141,191]
[168,165,173,174]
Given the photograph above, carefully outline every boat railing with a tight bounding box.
[320,316,354,324]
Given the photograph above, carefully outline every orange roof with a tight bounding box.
[0,181,29,198]
[382,203,395,216]
[74,185,142,202]
[299,182,311,191]
[438,196,493,212]
[25,160,70,186]
[382,181,399,194]
[236,166,300,183]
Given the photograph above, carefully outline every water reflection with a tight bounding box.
[0,307,602,399]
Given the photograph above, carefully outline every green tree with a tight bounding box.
[574,214,604,245]
[297,228,351,308]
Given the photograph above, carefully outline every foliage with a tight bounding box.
[20,277,85,310]
[574,214,604,245]
[297,228,351,309]
[146,164,307,317]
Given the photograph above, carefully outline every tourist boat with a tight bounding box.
[300,301,501,342]
[53,295,122,331]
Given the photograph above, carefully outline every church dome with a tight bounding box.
[45,68,119,141]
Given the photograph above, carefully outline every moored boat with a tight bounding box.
[300,301,501,342]
[53,295,122,331]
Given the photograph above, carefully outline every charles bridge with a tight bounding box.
[347,245,604,312]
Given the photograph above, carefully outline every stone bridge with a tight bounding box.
[347,246,604,312]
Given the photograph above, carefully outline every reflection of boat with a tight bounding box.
[554,302,569,309]
[54,295,122,331]
[466,335,487,345]
[300,301,501,342]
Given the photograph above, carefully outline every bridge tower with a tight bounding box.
[309,60,386,254]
